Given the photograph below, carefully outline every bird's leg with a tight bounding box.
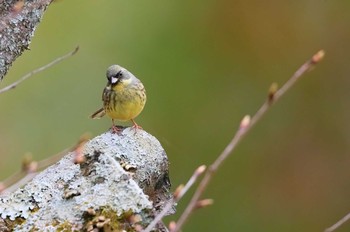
[131,119,142,130]
[111,119,122,134]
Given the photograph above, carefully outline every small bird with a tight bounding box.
[91,64,146,133]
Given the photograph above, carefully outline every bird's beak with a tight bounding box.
[111,77,119,84]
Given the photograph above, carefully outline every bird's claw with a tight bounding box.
[111,125,122,134]
[131,120,142,134]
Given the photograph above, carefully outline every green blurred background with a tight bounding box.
[1,0,350,231]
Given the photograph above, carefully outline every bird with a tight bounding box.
[91,64,146,133]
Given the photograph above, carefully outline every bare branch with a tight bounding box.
[1,172,38,194]
[142,165,206,232]
[0,132,87,195]
[325,212,350,232]
[172,50,325,232]
[0,46,79,94]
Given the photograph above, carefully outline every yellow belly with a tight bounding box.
[103,85,146,121]
[106,101,144,121]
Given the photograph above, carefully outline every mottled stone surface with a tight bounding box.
[0,128,173,231]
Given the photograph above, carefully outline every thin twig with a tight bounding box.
[142,165,206,232]
[325,212,350,232]
[172,50,325,232]
[0,134,89,195]
[0,46,79,94]
[1,172,38,194]
[0,148,69,195]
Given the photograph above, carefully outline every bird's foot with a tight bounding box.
[111,125,123,134]
[131,119,143,132]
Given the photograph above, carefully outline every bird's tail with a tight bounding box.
[90,108,106,119]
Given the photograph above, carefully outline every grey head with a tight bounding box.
[106,64,133,85]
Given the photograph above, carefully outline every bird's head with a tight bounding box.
[106,64,133,86]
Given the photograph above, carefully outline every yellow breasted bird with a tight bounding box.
[91,64,146,132]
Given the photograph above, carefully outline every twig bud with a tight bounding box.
[195,199,214,209]
[195,165,206,176]
[169,221,177,232]
[73,133,90,164]
[173,184,184,199]
[27,161,38,173]
[240,115,251,130]
[268,82,278,103]
[22,153,33,172]
[74,153,86,164]
[312,50,325,64]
